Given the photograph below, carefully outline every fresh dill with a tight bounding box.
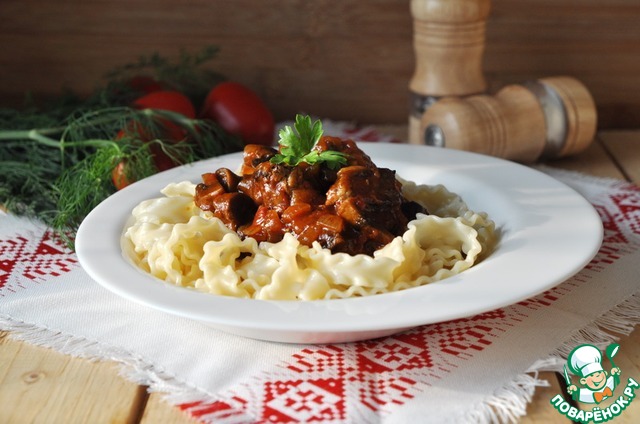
[0,47,242,245]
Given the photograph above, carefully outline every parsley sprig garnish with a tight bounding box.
[270,115,348,170]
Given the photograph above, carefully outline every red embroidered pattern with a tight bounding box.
[176,186,640,423]
[181,319,505,422]
[610,187,640,237]
[0,227,76,294]
[2,174,638,423]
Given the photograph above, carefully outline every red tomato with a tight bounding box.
[112,92,196,189]
[111,129,186,190]
[200,81,275,145]
[111,160,132,191]
[133,90,195,144]
[133,90,196,119]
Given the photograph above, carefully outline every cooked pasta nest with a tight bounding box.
[123,178,496,300]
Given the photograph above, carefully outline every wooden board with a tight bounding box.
[0,332,145,423]
[0,0,639,128]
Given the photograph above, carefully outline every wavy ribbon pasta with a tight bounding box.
[124,179,496,300]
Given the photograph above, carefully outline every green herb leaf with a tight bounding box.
[0,47,244,250]
[316,150,349,169]
[271,114,348,169]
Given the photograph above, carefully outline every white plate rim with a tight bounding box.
[75,143,603,339]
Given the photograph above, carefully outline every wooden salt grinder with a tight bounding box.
[409,0,492,145]
[419,76,598,162]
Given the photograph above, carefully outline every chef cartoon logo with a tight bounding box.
[565,343,621,404]
[550,343,639,423]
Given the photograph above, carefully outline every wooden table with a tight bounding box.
[1,129,639,423]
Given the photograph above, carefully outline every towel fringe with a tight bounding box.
[450,291,640,424]
[545,292,640,368]
[466,372,547,424]
[2,293,640,424]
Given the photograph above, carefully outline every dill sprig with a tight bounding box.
[0,47,242,246]
[1,107,241,240]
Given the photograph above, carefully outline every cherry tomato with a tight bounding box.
[111,128,187,190]
[112,91,196,189]
[111,160,132,191]
[133,90,196,143]
[200,81,275,145]
[133,90,196,119]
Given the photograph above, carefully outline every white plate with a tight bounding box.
[76,143,603,344]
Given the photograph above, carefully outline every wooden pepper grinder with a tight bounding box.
[409,0,492,145]
[419,76,598,162]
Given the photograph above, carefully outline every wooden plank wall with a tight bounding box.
[0,0,639,129]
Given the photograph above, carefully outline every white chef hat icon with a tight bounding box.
[568,344,604,378]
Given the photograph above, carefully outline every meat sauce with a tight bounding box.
[194,136,427,256]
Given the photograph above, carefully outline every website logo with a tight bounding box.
[550,343,638,423]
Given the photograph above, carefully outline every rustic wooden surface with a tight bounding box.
[1,1,640,128]
[0,128,639,423]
